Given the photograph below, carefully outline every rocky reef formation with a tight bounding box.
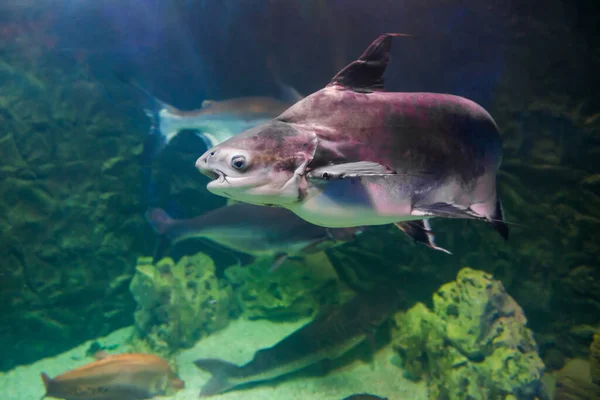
[0,40,155,370]
[129,253,235,355]
[224,253,349,321]
[392,268,545,400]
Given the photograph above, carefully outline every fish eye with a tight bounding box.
[231,155,247,170]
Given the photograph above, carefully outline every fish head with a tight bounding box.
[195,120,317,207]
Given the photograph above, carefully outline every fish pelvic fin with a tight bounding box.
[413,199,510,241]
[395,220,452,254]
[269,253,289,272]
[194,358,238,396]
[327,33,412,93]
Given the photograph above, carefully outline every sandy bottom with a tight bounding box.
[1,318,426,400]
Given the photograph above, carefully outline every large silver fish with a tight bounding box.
[193,282,402,396]
[146,202,362,270]
[194,33,508,251]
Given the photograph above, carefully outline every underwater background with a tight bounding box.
[0,0,599,399]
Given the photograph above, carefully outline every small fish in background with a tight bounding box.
[193,282,403,396]
[116,72,302,154]
[342,394,389,400]
[145,202,363,271]
[195,33,510,253]
[40,352,184,400]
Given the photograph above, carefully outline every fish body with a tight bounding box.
[146,202,362,269]
[195,33,508,245]
[117,72,302,152]
[40,353,184,400]
[342,395,388,400]
[194,283,402,396]
[157,96,293,149]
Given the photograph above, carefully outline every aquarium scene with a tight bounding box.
[1,0,599,399]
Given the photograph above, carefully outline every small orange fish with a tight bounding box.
[40,352,185,400]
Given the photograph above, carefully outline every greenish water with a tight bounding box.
[0,1,598,399]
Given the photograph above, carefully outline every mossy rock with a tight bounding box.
[129,253,236,354]
[224,252,346,321]
[392,267,545,400]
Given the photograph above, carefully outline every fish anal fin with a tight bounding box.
[395,220,451,254]
[414,199,510,241]
[327,33,411,93]
[269,253,289,272]
[308,161,396,180]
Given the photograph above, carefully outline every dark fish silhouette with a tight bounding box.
[146,202,363,270]
[195,33,508,253]
[194,282,402,396]
[342,395,388,400]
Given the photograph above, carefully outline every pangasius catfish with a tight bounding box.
[194,33,509,253]
[146,202,363,271]
[193,282,403,396]
[40,352,184,400]
[121,74,302,152]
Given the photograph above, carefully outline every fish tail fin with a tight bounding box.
[194,358,237,396]
[145,208,173,235]
[490,198,509,241]
[113,70,182,147]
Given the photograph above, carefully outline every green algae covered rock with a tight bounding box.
[224,252,346,321]
[129,253,235,355]
[392,268,545,400]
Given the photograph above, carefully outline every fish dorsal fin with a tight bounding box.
[327,33,411,93]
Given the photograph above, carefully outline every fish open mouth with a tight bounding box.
[202,169,227,183]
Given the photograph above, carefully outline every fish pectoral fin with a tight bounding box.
[395,220,451,254]
[307,161,396,180]
[327,33,411,93]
